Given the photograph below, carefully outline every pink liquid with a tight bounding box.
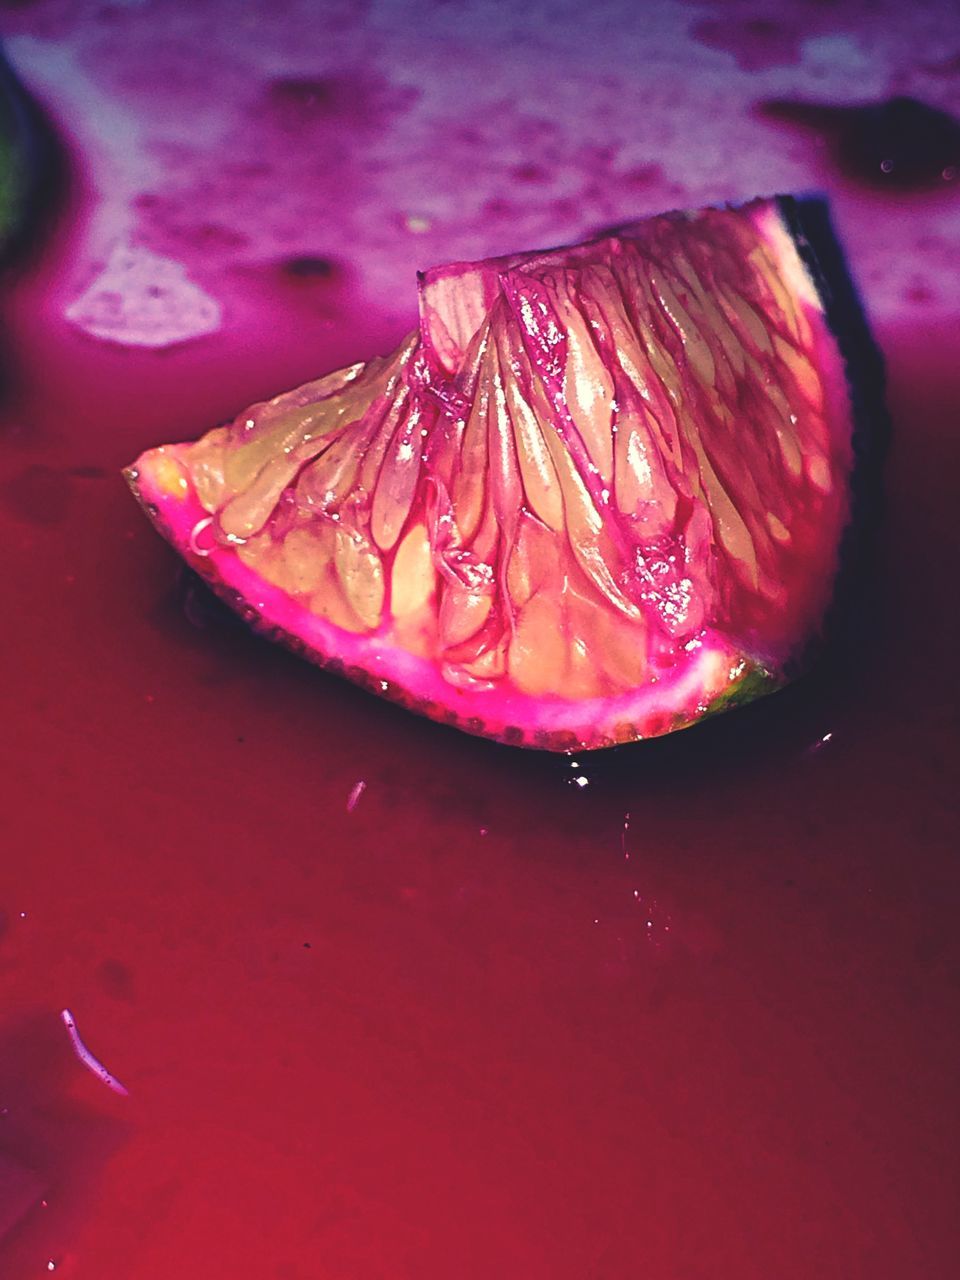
[1,4,959,1276]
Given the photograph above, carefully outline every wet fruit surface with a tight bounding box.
[130,201,860,748]
[1,2,959,1278]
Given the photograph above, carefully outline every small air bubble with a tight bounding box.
[804,730,835,757]
[880,157,894,173]
[189,517,216,557]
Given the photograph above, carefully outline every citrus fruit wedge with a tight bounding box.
[127,197,875,750]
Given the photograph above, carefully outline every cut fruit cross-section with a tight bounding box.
[127,196,879,751]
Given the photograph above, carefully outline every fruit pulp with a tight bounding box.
[129,199,863,749]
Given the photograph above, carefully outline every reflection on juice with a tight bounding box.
[1,3,958,1277]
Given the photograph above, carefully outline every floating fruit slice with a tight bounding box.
[127,196,878,751]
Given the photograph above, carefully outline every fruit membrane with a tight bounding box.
[127,197,869,751]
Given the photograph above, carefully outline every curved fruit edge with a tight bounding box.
[125,194,863,753]
[775,195,889,668]
[123,462,781,753]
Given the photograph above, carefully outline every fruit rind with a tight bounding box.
[773,195,888,660]
[125,454,781,752]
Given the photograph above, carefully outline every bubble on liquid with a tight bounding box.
[188,517,216,557]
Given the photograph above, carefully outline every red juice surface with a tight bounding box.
[1,3,959,1277]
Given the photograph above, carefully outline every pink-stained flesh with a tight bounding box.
[128,200,853,749]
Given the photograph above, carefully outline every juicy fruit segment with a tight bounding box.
[128,197,860,750]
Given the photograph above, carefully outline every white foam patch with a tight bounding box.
[65,244,222,348]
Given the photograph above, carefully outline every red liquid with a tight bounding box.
[2,9,960,1278]
[3,222,959,1280]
